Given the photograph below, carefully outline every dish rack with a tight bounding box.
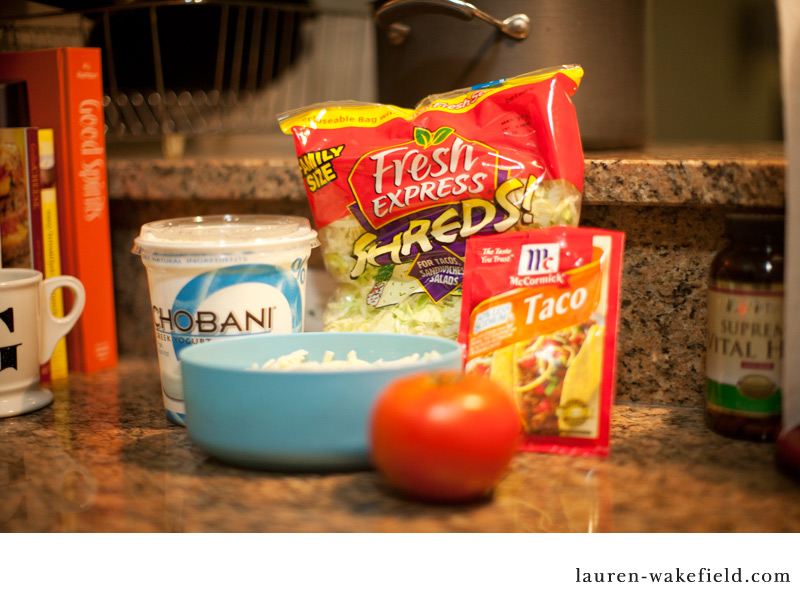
[0,1,377,143]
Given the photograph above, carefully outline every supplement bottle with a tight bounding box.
[706,213,784,441]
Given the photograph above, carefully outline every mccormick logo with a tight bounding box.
[348,127,499,229]
[518,243,560,276]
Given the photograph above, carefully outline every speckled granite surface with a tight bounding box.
[106,144,786,409]
[107,143,785,206]
[1,359,798,533]
[109,157,307,201]
[583,144,785,206]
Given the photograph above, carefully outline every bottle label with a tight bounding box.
[706,283,783,416]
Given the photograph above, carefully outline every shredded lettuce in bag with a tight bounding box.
[279,66,585,339]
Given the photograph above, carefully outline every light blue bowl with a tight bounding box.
[180,332,462,471]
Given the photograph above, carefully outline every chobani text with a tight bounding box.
[153,306,277,334]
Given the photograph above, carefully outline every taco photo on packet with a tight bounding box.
[460,227,625,457]
[278,66,584,339]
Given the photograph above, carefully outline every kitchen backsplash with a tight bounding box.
[106,145,785,410]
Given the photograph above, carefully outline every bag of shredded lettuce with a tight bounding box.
[278,65,585,339]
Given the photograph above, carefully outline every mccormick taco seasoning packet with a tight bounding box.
[459,227,625,457]
[278,66,584,339]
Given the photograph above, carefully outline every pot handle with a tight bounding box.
[375,0,530,44]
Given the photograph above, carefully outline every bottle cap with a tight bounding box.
[0,79,30,127]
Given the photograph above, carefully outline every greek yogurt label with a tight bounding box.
[134,214,319,426]
[147,261,307,425]
[164,263,303,357]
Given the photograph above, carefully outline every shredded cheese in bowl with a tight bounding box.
[247,349,442,371]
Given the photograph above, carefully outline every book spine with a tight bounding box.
[38,128,68,381]
[25,128,43,276]
[21,127,52,385]
[60,48,118,373]
[0,48,119,373]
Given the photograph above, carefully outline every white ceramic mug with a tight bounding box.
[0,269,85,418]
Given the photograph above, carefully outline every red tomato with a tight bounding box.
[370,371,521,502]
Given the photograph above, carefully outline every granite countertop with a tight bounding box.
[107,142,787,411]
[106,141,785,207]
[1,358,798,533]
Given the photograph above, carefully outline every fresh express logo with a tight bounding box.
[348,127,499,229]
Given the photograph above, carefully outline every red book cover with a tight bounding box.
[0,48,118,373]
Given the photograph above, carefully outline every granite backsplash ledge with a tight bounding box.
[108,143,785,206]
[106,144,786,410]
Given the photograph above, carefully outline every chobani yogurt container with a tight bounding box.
[133,214,319,426]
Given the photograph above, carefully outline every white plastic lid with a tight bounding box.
[133,214,319,254]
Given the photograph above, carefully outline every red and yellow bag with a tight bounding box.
[459,227,625,457]
[279,66,584,338]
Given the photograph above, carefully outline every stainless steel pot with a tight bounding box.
[374,0,646,149]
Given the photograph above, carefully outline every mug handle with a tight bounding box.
[40,275,87,365]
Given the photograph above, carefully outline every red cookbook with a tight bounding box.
[0,48,118,373]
